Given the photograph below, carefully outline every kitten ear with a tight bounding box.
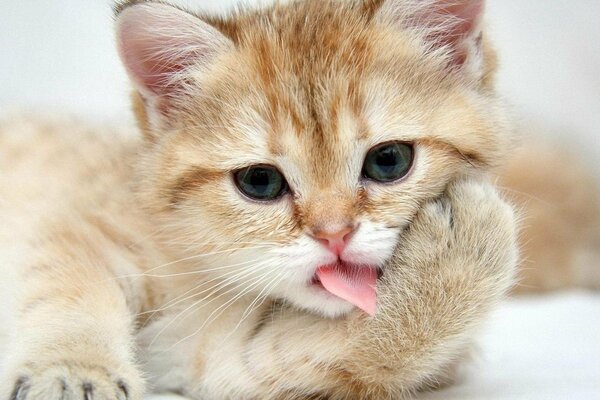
[377,0,486,78]
[115,3,232,110]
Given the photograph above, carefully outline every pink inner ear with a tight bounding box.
[439,0,485,38]
[383,0,485,65]
[118,23,188,96]
[116,4,231,99]
[432,0,485,66]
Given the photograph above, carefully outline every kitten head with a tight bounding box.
[116,0,510,317]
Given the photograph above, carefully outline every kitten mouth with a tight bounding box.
[312,262,380,316]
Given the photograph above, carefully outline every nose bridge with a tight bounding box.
[303,188,357,234]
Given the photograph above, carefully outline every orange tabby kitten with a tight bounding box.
[1,0,593,399]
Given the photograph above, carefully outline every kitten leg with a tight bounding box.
[341,178,518,394]
[0,220,146,400]
[239,179,518,399]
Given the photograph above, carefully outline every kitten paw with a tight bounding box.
[395,177,518,279]
[4,361,142,400]
[346,178,518,380]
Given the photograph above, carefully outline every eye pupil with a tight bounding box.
[363,142,413,183]
[249,169,269,194]
[377,148,398,169]
[235,166,287,201]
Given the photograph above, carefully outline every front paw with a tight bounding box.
[344,179,518,386]
[392,178,517,288]
[3,358,142,400]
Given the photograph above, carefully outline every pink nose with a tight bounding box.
[311,225,356,255]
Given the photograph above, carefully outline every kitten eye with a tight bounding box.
[362,142,414,183]
[234,165,288,201]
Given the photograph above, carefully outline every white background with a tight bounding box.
[1,1,599,399]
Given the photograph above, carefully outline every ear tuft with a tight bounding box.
[115,3,232,100]
[377,0,486,77]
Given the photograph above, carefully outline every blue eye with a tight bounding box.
[362,142,414,183]
[234,165,288,201]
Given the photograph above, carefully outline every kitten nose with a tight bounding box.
[311,224,356,255]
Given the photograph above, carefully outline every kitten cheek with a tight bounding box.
[369,214,411,230]
[225,190,301,239]
[360,189,420,227]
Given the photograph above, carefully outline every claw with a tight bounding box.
[82,383,93,400]
[117,381,129,400]
[10,378,29,400]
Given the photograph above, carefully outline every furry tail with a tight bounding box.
[496,140,600,293]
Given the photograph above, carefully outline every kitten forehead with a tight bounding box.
[143,0,508,215]
[274,102,364,189]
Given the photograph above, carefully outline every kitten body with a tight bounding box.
[1,0,590,398]
[498,140,600,293]
[0,114,517,399]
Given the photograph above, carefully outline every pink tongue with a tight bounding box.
[316,264,378,316]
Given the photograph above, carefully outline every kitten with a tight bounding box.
[0,0,561,398]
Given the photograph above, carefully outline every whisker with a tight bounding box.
[220,270,287,343]
[140,255,271,279]
[241,270,286,322]
[138,260,272,318]
[90,246,276,286]
[493,182,552,206]
[139,263,272,329]
[148,262,273,347]
[140,245,273,275]
[164,271,278,350]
